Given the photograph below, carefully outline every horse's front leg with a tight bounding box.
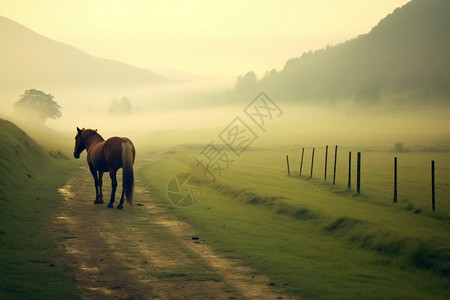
[98,171,104,203]
[107,170,118,208]
[89,165,103,204]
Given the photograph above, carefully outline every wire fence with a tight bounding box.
[286,145,450,215]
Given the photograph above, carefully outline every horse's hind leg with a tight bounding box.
[117,185,126,210]
[107,170,118,208]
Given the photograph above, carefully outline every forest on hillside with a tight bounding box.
[235,0,450,106]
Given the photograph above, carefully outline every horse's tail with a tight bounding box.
[122,140,135,205]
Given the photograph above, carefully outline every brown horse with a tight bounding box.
[73,127,135,209]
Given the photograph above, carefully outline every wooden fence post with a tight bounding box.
[310,148,315,178]
[299,147,304,176]
[324,145,328,180]
[431,160,435,211]
[393,157,398,203]
[347,152,352,189]
[357,152,361,194]
[333,145,338,185]
[286,155,290,176]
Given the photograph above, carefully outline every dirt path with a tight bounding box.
[51,165,300,300]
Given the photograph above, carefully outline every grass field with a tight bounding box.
[0,119,79,299]
[286,145,450,216]
[1,115,449,299]
[140,142,450,299]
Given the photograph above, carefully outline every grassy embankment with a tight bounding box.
[140,142,450,299]
[0,119,79,299]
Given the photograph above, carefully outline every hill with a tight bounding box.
[0,15,170,91]
[0,119,46,195]
[239,0,450,105]
[0,118,78,298]
[0,117,73,195]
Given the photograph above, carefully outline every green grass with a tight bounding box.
[140,146,450,299]
[4,115,446,299]
[0,119,79,299]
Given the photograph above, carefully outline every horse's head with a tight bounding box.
[73,127,85,159]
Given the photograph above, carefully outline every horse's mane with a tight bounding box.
[83,129,104,141]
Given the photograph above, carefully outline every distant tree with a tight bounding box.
[394,142,410,153]
[354,85,381,107]
[300,50,313,58]
[269,68,278,77]
[263,69,278,79]
[235,71,258,92]
[108,96,133,114]
[13,89,62,124]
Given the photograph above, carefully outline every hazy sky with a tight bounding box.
[1,0,410,77]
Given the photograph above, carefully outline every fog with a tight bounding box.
[45,77,236,133]
[2,3,450,299]
[1,0,449,153]
[2,1,410,76]
[3,69,449,154]
[41,85,450,153]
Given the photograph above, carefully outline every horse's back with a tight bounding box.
[104,137,135,170]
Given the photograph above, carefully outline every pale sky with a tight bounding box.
[1,0,411,77]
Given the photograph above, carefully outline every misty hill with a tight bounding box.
[238,0,450,106]
[0,15,169,91]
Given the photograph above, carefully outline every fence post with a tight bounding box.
[286,155,291,176]
[333,145,338,185]
[310,148,315,178]
[393,157,398,203]
[357,152,361,194]
[431,160,435,211]
[347,152,352,189]
[299,147,304,176]
[324,145,328,180]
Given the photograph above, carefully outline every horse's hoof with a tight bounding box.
[94,201,102,204]
[117,205,123,210]
[107,203,114,208]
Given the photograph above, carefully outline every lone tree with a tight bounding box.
[13,89,62,124]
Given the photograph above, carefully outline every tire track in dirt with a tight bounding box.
[52,165,301,299]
